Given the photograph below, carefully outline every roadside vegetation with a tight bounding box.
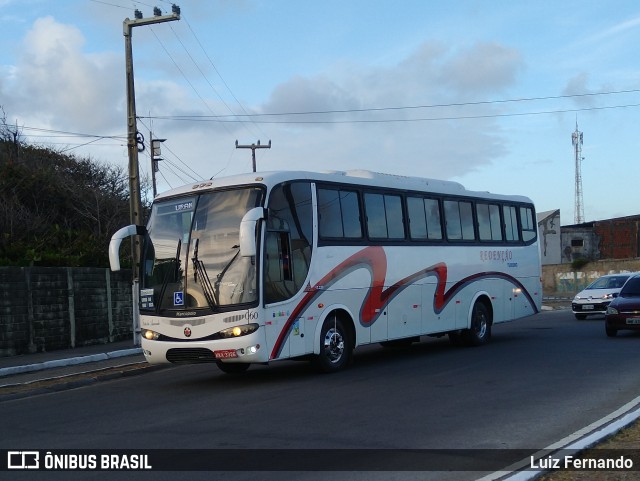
[538,417,640,480]
[0,107,147,267]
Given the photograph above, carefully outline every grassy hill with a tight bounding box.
[0,137,139,267]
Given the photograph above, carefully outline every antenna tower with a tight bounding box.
[571,122,584,224]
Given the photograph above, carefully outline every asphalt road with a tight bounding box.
[2,309,639,481]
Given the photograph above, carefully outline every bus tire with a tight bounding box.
[216,360,251,374]
[462,301,492,347]
[313,314,352,373]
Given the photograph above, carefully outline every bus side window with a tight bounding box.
[477,203,503,241]
[364,192,405,240]
[444,200,475,241]
[520,206,536,242]
[407,196,442,241]
[504,205,519,242]
[317,188,362,239]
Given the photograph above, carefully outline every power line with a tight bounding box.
[59,137,111,152]
[20,125,126,139]
[178,15,267,139]
[160,143,203,180]
[88,0,132,10]
[14,97,640,143]
[140,88,640,121]
[140,101,640,124]
[136,117,203,184]
[167,23,260,139]
[157,169,174,190]
[148,26,235,137]
[163,157,201,183]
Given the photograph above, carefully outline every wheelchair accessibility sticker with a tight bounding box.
[173,291,184,306]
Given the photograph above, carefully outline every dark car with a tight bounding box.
[604,274,640,337]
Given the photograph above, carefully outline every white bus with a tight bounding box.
[109,169,541,373]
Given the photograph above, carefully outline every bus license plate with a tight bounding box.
[214,349,238,359]
[583,305,594,310]
[626,318,640,325]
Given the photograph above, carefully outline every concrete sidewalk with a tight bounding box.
[0,340,146,388]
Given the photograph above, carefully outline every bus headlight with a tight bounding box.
[142,329,160,341]
[218,323,259,339]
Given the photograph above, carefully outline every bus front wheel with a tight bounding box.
[313,315,352,373]
[462,302,492,346]
[216,360,251,374]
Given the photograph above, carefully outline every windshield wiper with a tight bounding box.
[191,238,218,309]
[214,247,241,302]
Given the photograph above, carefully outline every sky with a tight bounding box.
[1,0,639,225]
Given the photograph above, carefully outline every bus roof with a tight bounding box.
[155,169,533,205]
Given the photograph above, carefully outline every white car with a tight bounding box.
[572,273,635,320]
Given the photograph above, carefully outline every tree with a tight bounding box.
[0,109,135,267]
[0,106,23,164]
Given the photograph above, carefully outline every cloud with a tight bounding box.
[249,40,518,178]
[561,73,593,107]
[439,42,523,95]
[2,16,122,134]
[583,15,640,45]
[1,17,520,185]
[261,75,360,124]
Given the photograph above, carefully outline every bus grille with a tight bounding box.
[166,348,216,364]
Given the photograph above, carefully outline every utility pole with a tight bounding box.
[123,5,180,346]
[123,4,180,279]
[235,139,271,172]
[150,132,166,199]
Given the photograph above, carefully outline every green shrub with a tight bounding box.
[571,258,590,270]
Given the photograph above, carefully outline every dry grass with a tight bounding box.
[537,418,640,480]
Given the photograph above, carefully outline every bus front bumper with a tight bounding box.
[140,330,268,365]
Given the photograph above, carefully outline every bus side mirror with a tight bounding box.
[239,207,267,257]
[109,224,146,271]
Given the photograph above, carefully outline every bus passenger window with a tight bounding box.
[317,188,362,239]
[407,197,428,240]
[520,206,536,242]
[477,203,503,241]
[364,193,405,240]
[504,205,519,242]
[408,197,442,241]
[424,198,443,240]
[341,191,362,238]
[444,200,475,241]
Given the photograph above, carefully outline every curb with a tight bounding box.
[0,362,163,402]
[0,348,143,378]
[479,394,640,481]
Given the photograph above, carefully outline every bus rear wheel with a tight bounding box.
[462,302,492,346]
[313,315,352,373]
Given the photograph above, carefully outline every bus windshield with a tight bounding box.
[140,187,263,313]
